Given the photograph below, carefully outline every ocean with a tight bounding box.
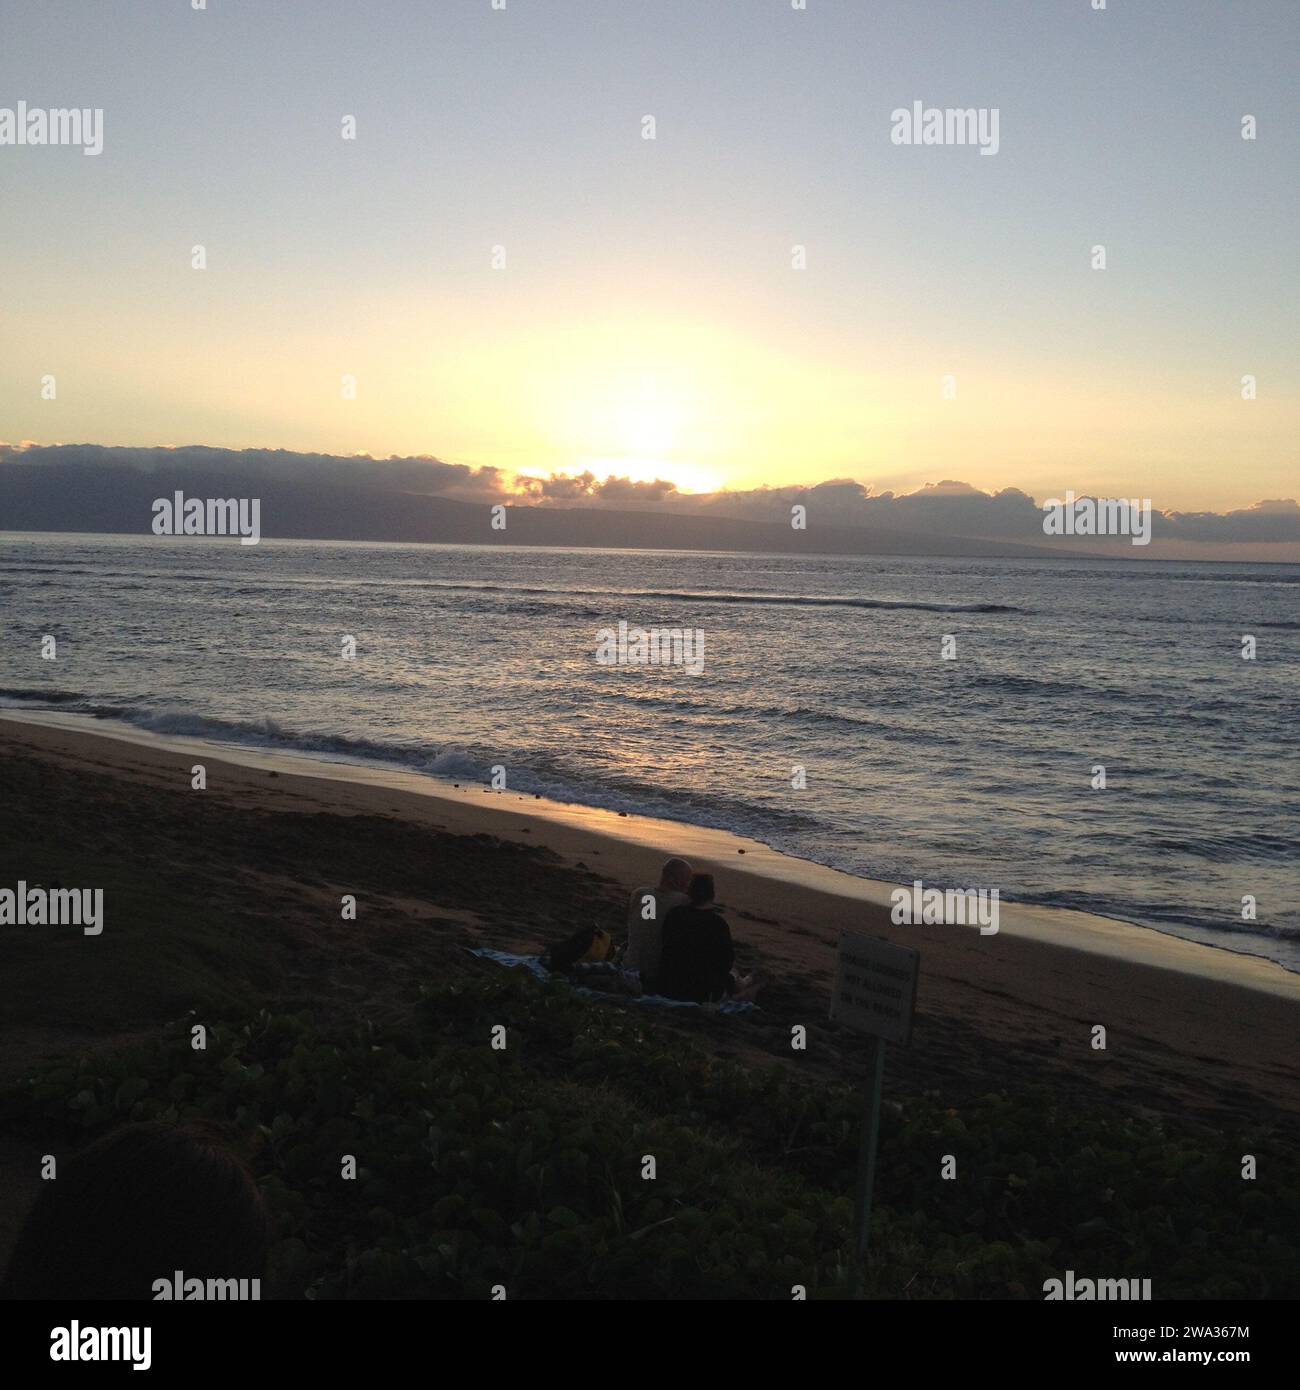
[2,531,1297,971]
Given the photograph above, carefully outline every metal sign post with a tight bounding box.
[830,933,920,1270]
[854,1034,887,1257]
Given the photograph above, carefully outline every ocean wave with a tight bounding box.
[0,564,1026,616]
[0,695,822,836]
[429,583,1022,614]
[1170,573,1300,586]
[249,576,1021,614]
[965,672,1099,698]
[0,687,89,705]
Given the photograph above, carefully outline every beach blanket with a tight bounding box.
[469,947,758,1015]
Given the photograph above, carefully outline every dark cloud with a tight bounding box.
[661,478,1300,546]
[1158,499,1300,543]
[3,441,1295,549]
[0,442,513,503]
[509,470,679,504]
[593,475,679,503]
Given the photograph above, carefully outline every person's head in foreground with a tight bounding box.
[687,872,716,907]
[660,857,692,893]
[1,1120,269,1300]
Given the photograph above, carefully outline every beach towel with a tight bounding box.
[468,947,758,1014]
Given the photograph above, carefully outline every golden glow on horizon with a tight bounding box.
[4,282,1296,513]
[581,456,722,495]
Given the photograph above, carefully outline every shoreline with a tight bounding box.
[3,710,1300,1129]
[4,706,1297,997]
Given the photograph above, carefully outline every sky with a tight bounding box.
[1,0,1296,515]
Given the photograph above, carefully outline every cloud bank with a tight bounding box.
[2,443,1296,558]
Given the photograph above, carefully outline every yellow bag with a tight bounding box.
[577,927,614,963]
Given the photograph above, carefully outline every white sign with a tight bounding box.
[831,933,919,1046]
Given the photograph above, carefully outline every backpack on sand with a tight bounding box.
[545,925,614,970]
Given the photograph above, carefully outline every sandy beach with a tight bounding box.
[3,710,1297,1112]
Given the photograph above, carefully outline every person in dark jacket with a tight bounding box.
[659,873,757,1003]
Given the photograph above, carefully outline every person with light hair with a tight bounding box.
[625,857,691,993]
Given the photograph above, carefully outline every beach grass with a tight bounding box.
[3,971,1295,1299]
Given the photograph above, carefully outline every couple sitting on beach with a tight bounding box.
[625,858,759,1004]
